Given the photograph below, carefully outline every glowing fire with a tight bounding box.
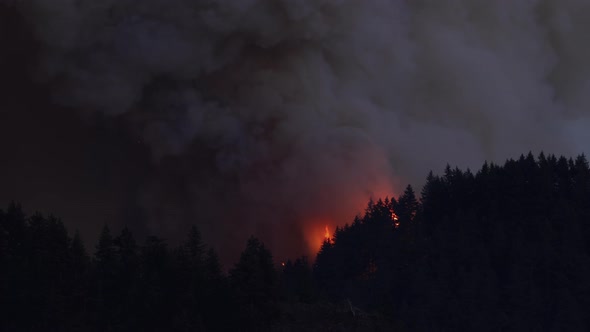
[303,183,396,259]
[304,222,335,257]
[300,170,398,260]
[391,211,400,228]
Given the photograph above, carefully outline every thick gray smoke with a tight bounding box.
[7,0,590,261]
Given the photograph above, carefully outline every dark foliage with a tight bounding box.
[2,153,590,331]
[314,152,590,331]
[0,207,235,331]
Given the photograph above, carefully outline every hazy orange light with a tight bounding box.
[302,181,398,259]
[304,221,334,258]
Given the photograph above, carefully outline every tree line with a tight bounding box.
[2,152,590,331]
[0,205,284,331]
[316,152,590,331]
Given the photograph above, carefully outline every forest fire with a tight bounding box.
[391,211,400,228]
[391,212,398,221]
[301,186,397,259]
[303,222,334,259]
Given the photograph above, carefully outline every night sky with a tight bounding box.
[2,1,590,264]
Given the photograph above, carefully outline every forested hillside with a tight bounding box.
[2,153,590,331]
[315,152,590,331]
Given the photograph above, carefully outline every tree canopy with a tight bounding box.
[2,153,590,331]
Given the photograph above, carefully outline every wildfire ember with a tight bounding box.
[391,211,400,228]
[324,225,331,241]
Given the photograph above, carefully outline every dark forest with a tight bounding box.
[2,152,590,331]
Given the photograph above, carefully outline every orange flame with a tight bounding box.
[391,211,400,228]
[324,225,331,241]
[304,222,333,257]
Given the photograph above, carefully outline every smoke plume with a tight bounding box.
[3,0,590,262]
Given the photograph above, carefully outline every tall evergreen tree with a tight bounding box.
[397,184,419,225]
[93,224,118,330]
[230,236,278,329]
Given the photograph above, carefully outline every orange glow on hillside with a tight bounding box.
[302,180,398,259]
[304,221,334,257]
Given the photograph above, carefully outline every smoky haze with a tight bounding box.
[2,0,590,263]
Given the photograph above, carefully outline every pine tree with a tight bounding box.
[230,236,278,329]
[71,230,89,270]
[397,184,419,224]
[205,247,222,281]
[93,224,118,330]
[95,225,115,268]
[68,230,90,329]
[139,236,172,329]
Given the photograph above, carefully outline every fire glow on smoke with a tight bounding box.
[10,0,590,264]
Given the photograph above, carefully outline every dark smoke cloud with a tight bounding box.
[2,0,590,262]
